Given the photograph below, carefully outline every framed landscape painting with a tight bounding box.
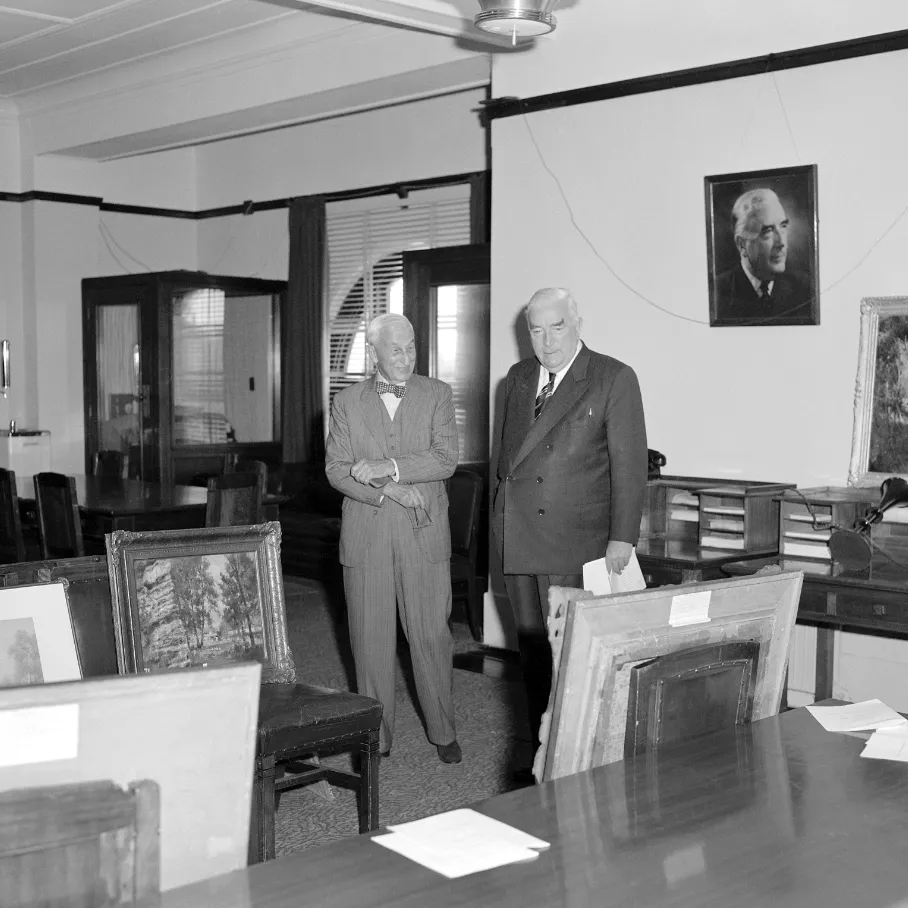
[107,522,295,682]
[848,297,908,487]
[0,581,81,687]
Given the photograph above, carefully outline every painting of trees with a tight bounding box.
[170,555,218,655]
[220,553,262,658]
[869,315,908,473]
[0,619,43,687]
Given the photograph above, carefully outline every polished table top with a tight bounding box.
[161,707,908,908]
[727,552,908,592]
[21,475,208,516]
[636,535,777,567]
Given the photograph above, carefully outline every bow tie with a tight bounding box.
[375,380,406,399]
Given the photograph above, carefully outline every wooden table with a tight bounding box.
[160,707,908,907]
[725,553,908,700]
[636,536,778,585]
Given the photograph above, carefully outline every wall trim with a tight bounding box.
[483,27,908,120]
[0,171,487,220]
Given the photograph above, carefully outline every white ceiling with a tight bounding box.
[0,0,494,99]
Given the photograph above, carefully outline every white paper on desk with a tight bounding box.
[583,550,646,596]
[387,809,549,852]
[861,724,908,762]
[373,832,540,878]
[375,809,549,878]
[806,699,908,733]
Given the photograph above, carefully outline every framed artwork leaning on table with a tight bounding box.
[106,521,295,682]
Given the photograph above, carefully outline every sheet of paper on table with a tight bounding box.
[372,808,550,878]
[806,698,908,733]
[583,549,646,597]
[861,723,908,762]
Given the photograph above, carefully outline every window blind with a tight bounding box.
[326,186,471,402]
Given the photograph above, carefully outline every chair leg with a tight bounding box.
[253,753,277,863]
[358,730,380,833]
[466,574,483,642]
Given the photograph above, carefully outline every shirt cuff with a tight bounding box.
[391,458,400,482]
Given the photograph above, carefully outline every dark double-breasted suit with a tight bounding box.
[326,373,458,752]
[493,343,648,744]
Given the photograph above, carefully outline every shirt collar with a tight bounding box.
[537,340,583,390]
[741,258,773,296]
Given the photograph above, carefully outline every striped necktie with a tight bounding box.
[759,281,772,300]
[534,372,556,420]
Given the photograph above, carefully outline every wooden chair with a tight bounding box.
[91,449,129,479]
[0,468,26,564]
[0,780,160,908]
[0,555,118,679]
[252,683,382,863]
[205,471,263,527]
[33,473,85,559]
[448,468,484,641]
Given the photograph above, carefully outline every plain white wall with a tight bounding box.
[488,41,908,704]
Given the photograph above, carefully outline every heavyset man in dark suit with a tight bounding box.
[715,187,809,322]
[325,313,462,764]
[493,287,648,769]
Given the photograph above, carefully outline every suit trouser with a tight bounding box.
[504,573,582,750]
[343,504,456,753]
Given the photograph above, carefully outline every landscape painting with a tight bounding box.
[0,617,44,687]
[134,552,264,672]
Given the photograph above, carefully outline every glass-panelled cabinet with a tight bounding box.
[82,271,285,485]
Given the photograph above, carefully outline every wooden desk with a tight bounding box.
[160,707,908,907]
[725,554,908,701]
[636,536,778,585]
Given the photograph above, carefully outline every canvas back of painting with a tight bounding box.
[0,662,260,891]
[538,571,802,781]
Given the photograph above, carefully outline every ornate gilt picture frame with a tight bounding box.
[107,522,294,682]
[848,297,908,487]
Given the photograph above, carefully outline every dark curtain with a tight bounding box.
[469,171,490,245]
[283,195,326,464]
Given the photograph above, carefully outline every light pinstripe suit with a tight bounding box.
[325,373,459,752]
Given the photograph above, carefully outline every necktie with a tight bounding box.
[760,281,772,300]
[375,380,406,399]
[534,372,556,420]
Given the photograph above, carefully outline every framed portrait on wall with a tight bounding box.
[704,164,819,327]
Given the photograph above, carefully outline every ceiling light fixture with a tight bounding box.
[474,0,558,45]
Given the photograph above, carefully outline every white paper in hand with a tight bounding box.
[583,549,646,596]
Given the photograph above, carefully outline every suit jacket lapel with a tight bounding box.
[511,346,592,469]
[360,379,389,454]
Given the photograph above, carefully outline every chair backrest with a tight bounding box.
[0,555,118,678]
[448,468,483,560]
[0,468,26,564]
[0,779,160,907]
[205,471,264,527]
[224,456,275,494]
[92,449,129,479]
[33,473,85,559]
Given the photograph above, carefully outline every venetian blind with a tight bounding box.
[326,185,471,402]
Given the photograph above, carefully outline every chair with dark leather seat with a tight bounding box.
[252,683,382,863]
[448,468,484,641]
[33,472,85,559]
[205,471,264,527]
[91,449,129,479]
[0,467,26,564]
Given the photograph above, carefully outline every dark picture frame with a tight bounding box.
[106,522,295,682]
[705,164,819,327]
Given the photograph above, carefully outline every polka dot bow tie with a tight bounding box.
[375,381,407,399]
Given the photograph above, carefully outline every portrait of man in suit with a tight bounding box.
[706,165,819,327]
[325,313,462,764]
[492,288,648,779]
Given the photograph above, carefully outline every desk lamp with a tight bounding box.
[828,477,908,570]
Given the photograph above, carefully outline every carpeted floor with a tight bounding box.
[276,577,532,856]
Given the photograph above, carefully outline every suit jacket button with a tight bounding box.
[546,444,553,451]
[536,477,543,484]
[538,508,545,515]
[507,475,513,482]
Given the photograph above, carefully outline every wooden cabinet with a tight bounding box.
[82,272,285,485]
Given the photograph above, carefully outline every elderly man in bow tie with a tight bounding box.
[326,313,462,764]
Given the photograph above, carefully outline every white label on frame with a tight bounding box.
[669,591,712,627]
[0,704,79,768]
